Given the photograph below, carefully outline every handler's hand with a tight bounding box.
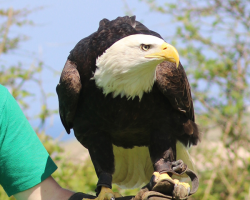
[13,176,75,200]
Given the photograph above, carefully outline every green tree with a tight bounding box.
[140,0,250,199]
[0,7,56,126]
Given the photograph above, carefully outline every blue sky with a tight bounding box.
[1,0,175,140]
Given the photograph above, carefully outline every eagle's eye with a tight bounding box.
[140,44,151,51]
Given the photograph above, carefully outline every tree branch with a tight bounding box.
[0,7,13,56]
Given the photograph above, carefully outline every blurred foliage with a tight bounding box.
[140,0,250,199]
[1,1,250,200]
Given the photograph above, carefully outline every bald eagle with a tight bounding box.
[56,16,200,199]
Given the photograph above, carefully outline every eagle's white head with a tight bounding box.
[94,34,179,100]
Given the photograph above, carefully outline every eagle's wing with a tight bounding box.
[56,60,82,134]
[156,61,195,122]
[132,16,194,121]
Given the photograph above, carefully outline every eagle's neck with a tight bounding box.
[93,54,160,100]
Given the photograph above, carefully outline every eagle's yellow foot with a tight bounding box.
[152,172,190,199]
[114,192,122,198]
[172,179,190,199]
[151,172,175,194]
[92,187,121,200]
[153,172,172,182]
[173,179,190,191]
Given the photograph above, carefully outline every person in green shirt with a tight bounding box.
[0,84,75,200]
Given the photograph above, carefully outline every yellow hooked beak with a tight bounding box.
[145,42,179,68]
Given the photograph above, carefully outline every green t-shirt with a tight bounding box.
[0,85,57,196]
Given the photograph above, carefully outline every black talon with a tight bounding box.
[172,160,185,173]
[172,160,183,166]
